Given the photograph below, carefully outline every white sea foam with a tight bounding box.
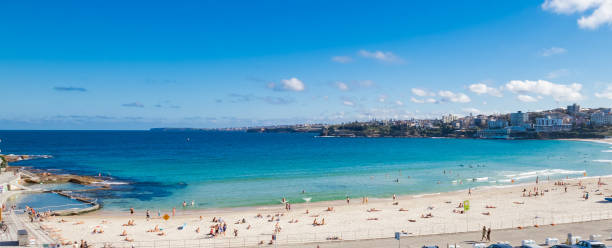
[593,160,612,164]
[503,169,585,180]
[413,193,441,198]
[475,177,488,182]
[95,180,129,185]
[602,150,612,153]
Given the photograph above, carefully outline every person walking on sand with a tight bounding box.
[172,207,176,216]
[346,196,350,204]
[146,209,150,221]
[468,188,472,196]
[129,207,134,215]
[486,227,491,241]
[480,226,486,241]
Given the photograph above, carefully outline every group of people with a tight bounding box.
[208,217,228,238]
[522,187,546,197]
[480,226,492,241]
[71,240,90,248]
[25,206,51,222]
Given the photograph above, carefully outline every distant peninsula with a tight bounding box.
[151,104,612,139]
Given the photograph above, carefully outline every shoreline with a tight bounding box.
[39,176,612,246]
[9,137,612,213]
[560,137,612,145]
[5,137,612,246]
[89,174,612,216]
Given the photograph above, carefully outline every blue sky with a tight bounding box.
[1,0,612,129]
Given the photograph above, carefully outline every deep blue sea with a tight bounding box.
[1,131,611,210]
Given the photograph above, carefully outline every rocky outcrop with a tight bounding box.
[22,172,103,185]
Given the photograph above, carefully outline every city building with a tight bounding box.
[442,114,458,124]
[487,119,507,129]
[510,111,529,127]
[567,103,581,115]
[476,128,509,139]
[591,112,612,126]
[534,115,572,132]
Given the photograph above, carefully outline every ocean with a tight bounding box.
[1,130,610,210]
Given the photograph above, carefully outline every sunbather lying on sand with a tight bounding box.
[367,217,379,221]
[147,225,160,232]
[122,219,135,226]
[420,213,433,218]
[367,208,381,212]
[399,208,409,211]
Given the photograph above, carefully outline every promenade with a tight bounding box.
[0,171,56,246]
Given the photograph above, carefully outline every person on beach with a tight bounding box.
[172,207,176,216]
[486,227,491,241]
[468,188,471,196]
[129,207,134,215]
[346,196,350,204]
[481,226,486,241]
[182,201,187,207]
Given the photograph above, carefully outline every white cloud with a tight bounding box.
[546,68,570,79]
[517,94,539,102]
[539,47,567,56]
[505,79,583,101]
[468,83,503,97]
[267,77,305,92]
[395,100,404,106]
[412,88,427,97]
[542,0,612,29]
[411,97,439,104]
[411,88,435,97]
[343,100,355,106]
[331,56,352,63]
[410,97,425,104]
[335,81,349,91]
[378,95,387,102]
[358,50,401,62]
[438,90,471,103]
[462,108,481,114]
[595,85,612,99]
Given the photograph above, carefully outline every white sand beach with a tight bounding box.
[36,176,612,247]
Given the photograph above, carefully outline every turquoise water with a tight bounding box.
[8,192,91,212]
[1,131,611,210]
